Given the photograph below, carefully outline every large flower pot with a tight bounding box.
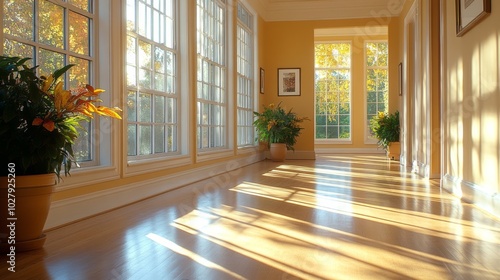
[388,142,401,160]
[269,143,287,162]
[1,173,56,252]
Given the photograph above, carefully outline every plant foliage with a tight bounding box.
[253,102,307,150]
[369,110,400,151]
[0,56,122,178]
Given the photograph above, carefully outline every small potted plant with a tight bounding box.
[253,102,307,161]
[0,56,122,251]
[369,110,400,160]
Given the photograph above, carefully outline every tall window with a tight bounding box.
[366,41,388,140]
[196,0,227,150]
[126,0,178,158]
[236,3,254,147]
[2,0,95,162]
[314,42,351,140]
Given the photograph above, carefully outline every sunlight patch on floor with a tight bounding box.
[146,233,246,280]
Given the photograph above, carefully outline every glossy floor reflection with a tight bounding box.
[2,155,500,279]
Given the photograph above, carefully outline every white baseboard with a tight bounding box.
[413,160,430,178]
[315,148,385,154]
[45,155,261,230]
[442,174,500,219]
[263,150,316,160]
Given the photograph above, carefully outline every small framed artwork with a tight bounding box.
[456,0,491,37]
[277,68,300,96]
[398,62,403,96]
[260,68,265,94]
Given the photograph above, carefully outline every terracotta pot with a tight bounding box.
[1,173,56,252]
[388,142,401,160]
[269,143,287,162]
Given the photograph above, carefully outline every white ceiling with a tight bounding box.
[251,0,406,21]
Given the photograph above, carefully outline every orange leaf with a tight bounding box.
[43,120,55,132]
[32,117,44,126]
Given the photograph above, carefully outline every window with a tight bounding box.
[366,41,388,141]
[2,0,96,163]
[126,0,178,158]
[196,0,227,150]
[236,2,254,147]
[314,42,351,141]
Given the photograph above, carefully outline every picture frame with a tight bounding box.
[398,62,403,96]
[277,68,301,96]
[260,68,265,94]
[456,0,491,37]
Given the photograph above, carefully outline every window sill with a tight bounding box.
[55,165,120,191]
[314,139,353,145]
[126,154,192,177]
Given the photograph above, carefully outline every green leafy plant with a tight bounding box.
[253,102,307,150]
[0,56,122,179]
[369,110,400,151]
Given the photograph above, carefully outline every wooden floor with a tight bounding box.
[2,155,500,279]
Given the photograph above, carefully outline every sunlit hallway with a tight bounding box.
[2,155,500,280]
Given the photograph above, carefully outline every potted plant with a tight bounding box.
[253,102,307,161]
[369,110,400,160]
[0,56,122,251]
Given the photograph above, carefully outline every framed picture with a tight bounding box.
[260,68,265,94]
[277,68,300,96]
[398,62,403,96]
[456,0,491,37]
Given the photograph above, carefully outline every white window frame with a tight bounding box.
[236,1,256,149]
[196,0,234,161]
[124,0,191,176]
[364,40,389,144]
[314,41,352,144]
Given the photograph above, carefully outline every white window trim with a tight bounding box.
[238,0,260,153]
[236,1,256,149]
[123,0,191,176]
[314,40,353,143]
[195,0,232,153]
[56,0,120,189]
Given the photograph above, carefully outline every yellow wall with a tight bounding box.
[442,0,500,215]
[260,18,400,151]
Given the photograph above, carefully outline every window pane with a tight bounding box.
[139,93,152,122]
[154,125,165,153]
[38,49,65,78]
[70,0,90,12]
[69,56,90,88]
[154,96,165,123]
[139,125,152,155]
[73,121,92,161]
[128,125,137,156]
[3,40,35,66]
[3,0,34,40]
[39,0,64,49]
[127,91,138,122]
[69,11,90,55]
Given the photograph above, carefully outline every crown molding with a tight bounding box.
[256,0,405,22]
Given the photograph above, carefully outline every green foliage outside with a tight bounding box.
[315,43,351,139]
